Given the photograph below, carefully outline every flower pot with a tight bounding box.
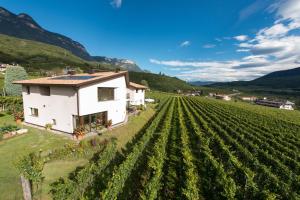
[16,119,22,124]
[77,135,84,140]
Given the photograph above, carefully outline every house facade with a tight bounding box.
[127,82,147,106]
[215,94,231,101]
[14,71,140,133]
[255,99,295,110]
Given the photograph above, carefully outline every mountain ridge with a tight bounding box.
[211,67,300,89]
[0,7,142,72]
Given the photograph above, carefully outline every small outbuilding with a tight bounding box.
[127,82,148,106]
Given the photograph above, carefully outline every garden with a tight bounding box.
[0,101,155,200]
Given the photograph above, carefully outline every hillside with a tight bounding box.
[0,7,142,72]
[0,34,112,72]
[251,67,300,89]
[210,67,300,106]
[212,67,300,89]
[129,71,198,92]
[189,81,215,86]
[0,7,91,60]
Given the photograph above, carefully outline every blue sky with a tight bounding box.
[2,0,300,81]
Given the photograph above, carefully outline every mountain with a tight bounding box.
[129,71,199,92]
[92,56,143,72]
[251,67,300,89]
[0,7,91,60]
[0,34,115,72]
[212,67,300,89]
[0,7,142,72]
[189,81,215,86]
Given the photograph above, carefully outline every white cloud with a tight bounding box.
[237,49,250,52]
[180,41,191,47]
[111,0,122,8]
[203,44,216,48]
[150,0,300,82]
[234,35,249,41]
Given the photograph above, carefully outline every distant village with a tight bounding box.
[180,90,296,111]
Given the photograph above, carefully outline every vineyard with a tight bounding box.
[51,95,300,200]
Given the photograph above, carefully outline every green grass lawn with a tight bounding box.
[41,159,88,200]
[0,114,75,200]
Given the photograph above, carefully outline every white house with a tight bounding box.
[255,99,295,110]
[127,82,147,106]
[14,71,143,133]
[241,96,257,101]
[215,94,231,101]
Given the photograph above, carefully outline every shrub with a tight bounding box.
[0,125,19,140]
[4,66,28,96]
[0,96,23,113]
[45,123,53,130]
[141,80,149,87]
[15,152,45,197]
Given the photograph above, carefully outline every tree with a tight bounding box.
[141,80,149,87]
[16,152,45,198]
[4,66,28,96]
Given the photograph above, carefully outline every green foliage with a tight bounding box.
[140,79,149,87]
[17,94,300,199]
[100,97,172,199]
[129,71,199,92]
[0,125,19,140]
[0,96,23,114]
[0,34,114,72]
[4,66,27,96]
[16,152,45,183]
[50,140,117,200]
[140,98,175,200]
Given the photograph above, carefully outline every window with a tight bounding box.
[40,86,50,96]
[26,86,30,94]
[98,88,114,101]
[30,108,38,117]
[52,119,56,125]
[136,89,139,93]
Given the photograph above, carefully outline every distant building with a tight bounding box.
[241,96,257,101]
[208,93,216,97]
[145,98,155,103]
[174,89,182,94]
[215,94,231,101]
[255,99,294,110]
[127,82,147,106]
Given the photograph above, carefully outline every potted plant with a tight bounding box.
[45,123,52,131]
[73,126,85,140]
[13,111,24,124]
[106,120,112,131]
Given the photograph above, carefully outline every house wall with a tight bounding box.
[127,88,145,106]
[22,85,77,133]
[280,105,294,110]
[78,76,127,125]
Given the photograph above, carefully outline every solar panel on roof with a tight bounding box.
[51,75,97,80]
